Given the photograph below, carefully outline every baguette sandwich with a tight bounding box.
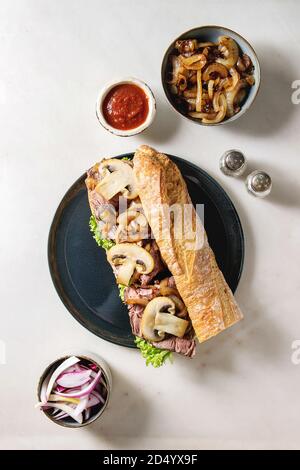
[86,145,243,367]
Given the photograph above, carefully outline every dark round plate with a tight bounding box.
[48,153,244,348]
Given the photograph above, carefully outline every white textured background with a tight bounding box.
[0,0,300,450]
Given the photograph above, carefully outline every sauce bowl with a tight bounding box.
[96,77,156,136]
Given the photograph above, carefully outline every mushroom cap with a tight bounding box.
[107,243,155,286]
[116,206,149,243]
[141,296,176,342]
[96,159,138,201]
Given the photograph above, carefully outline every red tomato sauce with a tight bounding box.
[102,84,149,131]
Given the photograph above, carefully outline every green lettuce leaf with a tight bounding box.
[118,284,126,302]
[135,337,173,368]
[89,215,115,250]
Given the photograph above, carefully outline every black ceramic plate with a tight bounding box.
[48,153,244,348]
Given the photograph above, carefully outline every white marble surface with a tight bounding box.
[1,0,300,450]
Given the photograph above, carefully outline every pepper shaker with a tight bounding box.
[219,149,247,177]
[246,170,272,198]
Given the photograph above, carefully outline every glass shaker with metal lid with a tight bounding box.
[219,149,247,177]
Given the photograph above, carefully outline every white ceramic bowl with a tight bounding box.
[96,77,156,136]
[161,25,261,126]
[37,351,112,428]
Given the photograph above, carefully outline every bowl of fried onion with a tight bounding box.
[161,26,260,125]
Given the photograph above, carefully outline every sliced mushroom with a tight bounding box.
[216,36,239,69]
[116,205,149,243]
[96,204,117,237]
[107,243,154,286]
[96,159,138,201]
[141,297,176,342]
[155,312,189,338]
[175,39,198,54]
[208,79,214,100]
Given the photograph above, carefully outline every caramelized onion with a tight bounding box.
[186,98,196,111]
[169,295,187,318]
[208,80,214,100]
[175,39,198,54]
[213,91,222,112]
[203,94,227,123]
[195,69,202,112]
[178,74,187,91]
[216,36,239,68]
[245,75,255,86]
[225,79,247,117]
[180,53,207,70]
[236,56,246,72]
[189,111,217,120]
[225,67,240,91]
[202,63,228,82]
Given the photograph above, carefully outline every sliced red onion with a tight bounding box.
[40,371,51,404]
[74,395,89,416]
[85,408,91,421]
[91,390,105,405]
[56,412,69,420]
[63,365,78,373]
[38,402,83,424]
[91,371,107,389]
[38,357,106,424]
[87,394,101,408]
[56,369,92,388]
[48,394,79,405]
[54,385,66,393]
[45,356,80,401]
[55,370,101,399]
[59,386,82,394]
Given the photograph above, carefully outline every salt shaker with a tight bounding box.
[219,150,247,177]
[246,170,272,198]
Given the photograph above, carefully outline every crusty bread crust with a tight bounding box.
[133,145,243,343]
